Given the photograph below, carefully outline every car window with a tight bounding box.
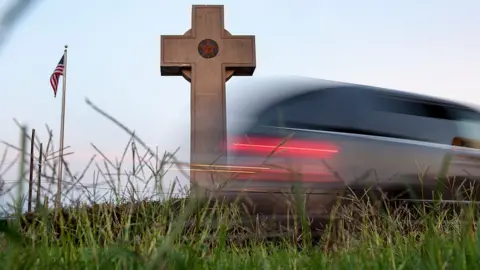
[256,88,358,131]
[373,95,453,120]
[368,93,480,145]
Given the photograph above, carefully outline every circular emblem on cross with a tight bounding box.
[198,39,219,59]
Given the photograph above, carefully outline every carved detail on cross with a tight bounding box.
[177,29,237,83]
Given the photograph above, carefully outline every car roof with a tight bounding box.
[226,75,480,134]
[227,76,343,123]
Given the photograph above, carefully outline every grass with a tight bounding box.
[1,99,480,269]
[2,198,480,269]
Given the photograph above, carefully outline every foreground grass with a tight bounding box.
[0,197,479,269]
[2,236,478,269]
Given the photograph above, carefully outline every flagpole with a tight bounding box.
[55,45,68,209]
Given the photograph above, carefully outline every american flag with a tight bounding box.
[50,55,65,97]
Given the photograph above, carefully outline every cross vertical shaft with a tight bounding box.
[160,5,256,191]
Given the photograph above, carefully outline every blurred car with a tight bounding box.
[209,76,480,222]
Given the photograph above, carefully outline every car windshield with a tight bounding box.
[448,106,480,144]
[457,120,480,141]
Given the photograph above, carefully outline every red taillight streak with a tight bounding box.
[231,143,338,153]
[229,137,339,158]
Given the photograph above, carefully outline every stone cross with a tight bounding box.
[160,5,256,189]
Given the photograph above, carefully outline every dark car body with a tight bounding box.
[209,76,480,222]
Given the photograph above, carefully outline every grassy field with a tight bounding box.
[1,196,480,269]
[1,103,479,269]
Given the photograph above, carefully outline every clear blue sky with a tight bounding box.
[0,0,479,204]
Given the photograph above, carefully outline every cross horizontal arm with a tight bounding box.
[161,35,199,68]
[221,36,256,67]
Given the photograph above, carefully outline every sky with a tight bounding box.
[0,0,479,208]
